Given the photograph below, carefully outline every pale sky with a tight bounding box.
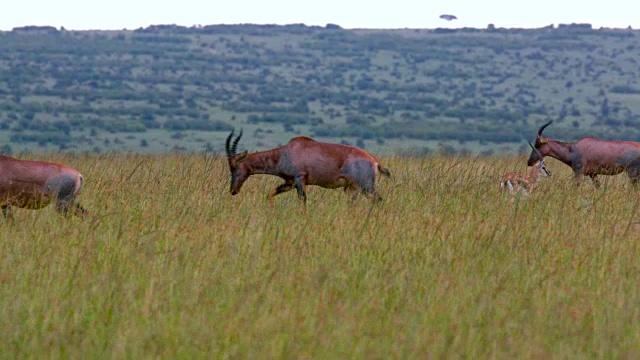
[1,0,638,31]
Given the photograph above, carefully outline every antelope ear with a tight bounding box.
[537,137,547,145]
[237,150,248,162]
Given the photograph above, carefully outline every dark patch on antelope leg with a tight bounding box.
[570,152,586,186]
[46,174,78,216]
[269,180,294,198]
[589,175,601,189]
[277,150,297,176]
[573,168,584,187]
[294,176,306,203]
[620,152,640,186]
[627,160,640,186]
[342,160,379,201]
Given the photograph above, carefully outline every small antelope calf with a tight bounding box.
[500,143,552,197]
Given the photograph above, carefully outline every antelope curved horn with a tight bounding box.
[225,130,235,157]
[537,120,553,136]
[529,141,542,158]
[231,129,243,155]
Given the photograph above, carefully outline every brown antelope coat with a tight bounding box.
[225,131,391,203]
[0,155,86,217]
[528,121,640,187]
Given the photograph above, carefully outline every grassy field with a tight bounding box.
[1,153,639,358]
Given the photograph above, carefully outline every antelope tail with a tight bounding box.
[377,164,391,178]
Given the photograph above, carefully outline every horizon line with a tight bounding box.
[1,21,636,32]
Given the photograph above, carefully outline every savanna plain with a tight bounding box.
[1,153,639,358]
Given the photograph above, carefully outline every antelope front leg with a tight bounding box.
[268,181,294,199]
[573,169,584,187]
[268,181,294,208]
[344,185,359,202]
[55,199,77,217]
[294,176,307,203]
[589,175,601,189]
[1,205,13,222]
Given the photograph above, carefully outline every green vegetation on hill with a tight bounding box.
[1,23,640,154]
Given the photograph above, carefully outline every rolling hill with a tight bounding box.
[1,23,639,155]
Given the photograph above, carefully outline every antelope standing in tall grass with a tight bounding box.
[0,155,86,218]
[225,130,391,203]
[529,120,640,187]
[501,143,552,196]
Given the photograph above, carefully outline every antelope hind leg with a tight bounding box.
[47,174,80,217]
[343,184,360,202]
[627,166,640,187]
[342,160,381,202]
[1,205,13,222]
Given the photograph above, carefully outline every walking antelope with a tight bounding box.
[0,155,86,218]
[225,130,391,203]
[529,120,640,187]
[501,142,552,196]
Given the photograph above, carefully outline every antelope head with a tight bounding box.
[529,141,552,178]
[225,129,249,195]
[528,120,552,166]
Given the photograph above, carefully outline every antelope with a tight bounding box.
[225,130,391,203]
[529,121,640,187]
[0,155,86,218]
[500,143,552,196]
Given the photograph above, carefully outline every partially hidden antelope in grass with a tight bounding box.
[529,120,640,187]
[0,154,86,219]
[500,142,552,197]
[225,130,391,203]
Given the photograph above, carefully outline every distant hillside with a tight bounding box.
[1,23,639,155]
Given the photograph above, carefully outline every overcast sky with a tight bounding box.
[1,0,637,31]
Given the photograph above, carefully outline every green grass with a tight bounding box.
[0,154,639,357]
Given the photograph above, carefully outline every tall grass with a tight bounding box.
[0,154,639,358]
